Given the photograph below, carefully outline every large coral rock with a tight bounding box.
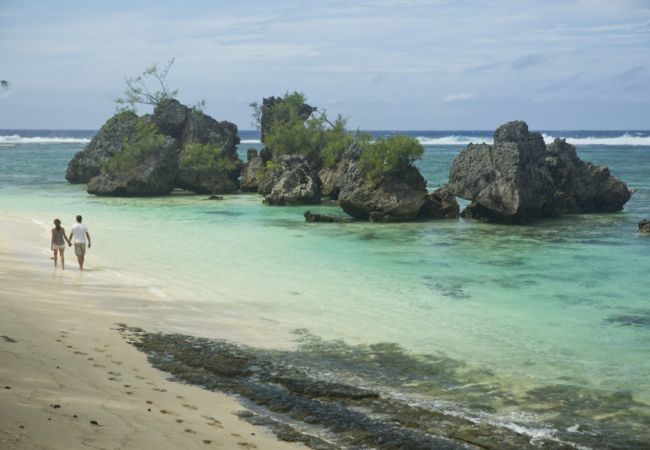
[87,132,179,196]
[448,121,555,222]
[65,111,139,183]
[180,109,240,157]
[545,138,630,214]
[240,148,264,192]
[263,155,321,205]
[332,145,428,222]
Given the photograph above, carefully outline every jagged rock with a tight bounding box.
[241,148,264,192]
[448,121,555,223]
[419,185,460,219]
[448,121,631,223]
[545,138,630,213]
[205,195,223,200]
[152,99,188,138]
[639,219,650,233]
[65,111,139,183]
[304,211,350,223]
[87,133,179,196]
[180,109,240,157]
[338,166,428,222]
[263,155,321,206]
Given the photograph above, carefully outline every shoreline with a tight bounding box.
[0,217,305,449]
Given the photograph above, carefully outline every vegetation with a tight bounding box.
[1,80,9,90]
[252,91,424,178]
[252,92,352,167]
[359,135,424,181]
[179,142,239,172]
[114,58,179,112]
[104,120,165,172]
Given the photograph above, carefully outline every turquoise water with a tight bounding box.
[1,136,649,445]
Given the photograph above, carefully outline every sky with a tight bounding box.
[0,0,649,130]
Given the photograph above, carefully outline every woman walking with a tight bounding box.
[51,218,71,269]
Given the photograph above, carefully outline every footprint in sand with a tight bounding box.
[182,404,198,411]
[206,421,223,428]
[237,442,257,449]
[231,433,241,438]
[107,371,121,376]
[73,351,88,356]
[135,375,146,380]
[176,419,184,423]
[184,429,196,434]
[176,395,184,400]
[111,361,123,365]
[87,357,94,361]
[108,377,119,382]
[202,440,212,445]
[93,348,106,353]
[93,364,106,368]
[152,388,167,392]
[146,401,153,405]
[125,391,134,395]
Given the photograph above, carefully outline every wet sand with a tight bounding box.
[0,218,304,450]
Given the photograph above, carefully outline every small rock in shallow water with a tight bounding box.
[638,219,650,233]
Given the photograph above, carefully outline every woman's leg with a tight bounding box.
[53,249,58,267]
[59,249,65,270]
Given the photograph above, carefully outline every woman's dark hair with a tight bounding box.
[54,218,61,230]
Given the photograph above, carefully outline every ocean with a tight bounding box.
[1,129,649,448]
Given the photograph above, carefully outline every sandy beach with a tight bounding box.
[0,216,304,450]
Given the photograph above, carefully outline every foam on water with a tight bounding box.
[415,133,650,146]
[0,134,91,144]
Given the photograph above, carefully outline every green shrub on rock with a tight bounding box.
[104,120,165,173]
[179,142,239,172]
[359,135,424,181]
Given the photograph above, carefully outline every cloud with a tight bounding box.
[444,93,474,102]
[511,53,547,70]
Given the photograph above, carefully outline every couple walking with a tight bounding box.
[51,215,91,271]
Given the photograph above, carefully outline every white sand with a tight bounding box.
[0,216,305,450]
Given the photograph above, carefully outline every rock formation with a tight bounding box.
[240,149,264,192]
[304,211,351,223]
[448,121,631,222]
[66,99,243,196]
[66,111,139,183]
[87,130,179,196]
[263,155,321,205]
[419,185,461,219]
[639,219,650,234]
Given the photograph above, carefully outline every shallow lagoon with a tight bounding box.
[1,137,649,446]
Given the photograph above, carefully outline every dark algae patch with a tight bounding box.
[117,325,650,449]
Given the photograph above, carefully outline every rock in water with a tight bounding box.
[240,148,264,192]
[448,121,631,222]
[335,145,429,222]
[545,138,630,214]
[448,121,555,223]
[639,219,650,233]
[87,120,179,196]
[263,155,321,205]
[174,107,243,194]
[304,211,350,223]
[419,185,460,219]
[65,111,139,183]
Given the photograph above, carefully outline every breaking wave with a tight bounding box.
[0,135,91,144]
[416,133,650,146]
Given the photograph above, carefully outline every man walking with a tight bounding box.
[68,215,91,271]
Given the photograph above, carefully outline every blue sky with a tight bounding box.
[0,0,649,130]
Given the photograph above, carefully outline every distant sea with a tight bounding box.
[1,128,649,448]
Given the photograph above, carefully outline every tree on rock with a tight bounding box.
[114,58,178,112]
